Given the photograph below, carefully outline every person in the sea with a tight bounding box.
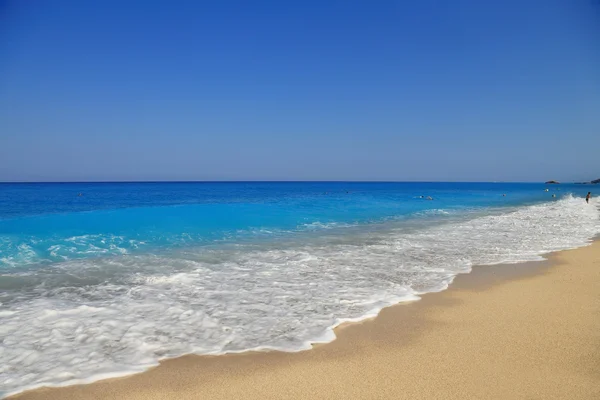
[586,192,591,204]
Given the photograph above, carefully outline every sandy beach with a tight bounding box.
[11,241,600,400]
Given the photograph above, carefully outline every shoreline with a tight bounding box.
[9,239,600,399]
[2,193,597,398]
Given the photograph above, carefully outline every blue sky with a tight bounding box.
[1,0,598,182]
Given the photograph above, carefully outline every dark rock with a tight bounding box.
[592,178,600,184]
[544,180,560,184]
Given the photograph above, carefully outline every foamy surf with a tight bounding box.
[1,195,598,397]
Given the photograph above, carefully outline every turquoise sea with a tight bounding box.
[0,182,598,396]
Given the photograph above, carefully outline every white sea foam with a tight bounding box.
[0,235,143,269]
[300,221,355,230]
[0,196,598,397]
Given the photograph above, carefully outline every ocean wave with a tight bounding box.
[299,221,356,230]
[0,235,147,269]
[0,196,598,397]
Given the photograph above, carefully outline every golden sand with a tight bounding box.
[12,242,600,399]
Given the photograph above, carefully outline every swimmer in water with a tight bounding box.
[586,192,591,204]
[426,196,433,200]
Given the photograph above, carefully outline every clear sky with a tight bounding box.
[1,0,598,182]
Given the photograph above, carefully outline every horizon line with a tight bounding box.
[0,179,585,184]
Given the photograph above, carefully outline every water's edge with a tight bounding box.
[6,235,599,399]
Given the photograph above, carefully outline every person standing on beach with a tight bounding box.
[586,192,591,204]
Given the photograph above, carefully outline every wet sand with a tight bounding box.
[11,241,600,399]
